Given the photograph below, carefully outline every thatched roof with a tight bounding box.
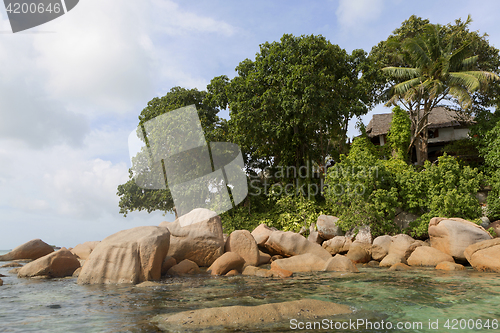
[365,107,472,138]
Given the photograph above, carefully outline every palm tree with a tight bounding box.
[382,21,499,164]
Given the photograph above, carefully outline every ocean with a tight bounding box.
[1,253,500,332]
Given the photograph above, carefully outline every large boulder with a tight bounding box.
[0,239,54,261]
[207,252,245,276]
[77,226,170,285]
[167,259,200,275]
[152,299,352,331]
[371,235,392,261]
[225,230,260,266]
[316,215,344,239]
[264,231,332,260]
[322,236,351,255]
[346,241,371,263]
[160,209,224,267]
[18,248,80,278]
[407,246,454,267]
[379,234,415,267]
[270,253,326,272]
[70,241,100,260]
[323,254,359,273]
[464,238,500,272]
[429,217,492,261]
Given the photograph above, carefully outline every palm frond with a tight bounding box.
[382,66,420,79]
[448,72,481,91]
[392,77,421,95]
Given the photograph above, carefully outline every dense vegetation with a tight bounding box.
[118,15,500,239]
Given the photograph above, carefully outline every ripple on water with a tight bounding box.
[1,262,500,332]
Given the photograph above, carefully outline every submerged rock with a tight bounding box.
[18,248,80,278]
[0,239,54,261]
[77,226,170,285]
[435,262,465,271]
[152,299,352,330]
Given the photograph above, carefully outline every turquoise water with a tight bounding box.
[1,254,500,332]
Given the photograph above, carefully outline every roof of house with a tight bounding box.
[365,107,473,138]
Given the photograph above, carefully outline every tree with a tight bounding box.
[214,34,374,190]
[372,16,500,164]
[117,87,227,216]
[387,105,411,160]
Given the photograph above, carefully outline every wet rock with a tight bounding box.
[167,259,200,275]
[429,217,492,261]
[407,246,454,266]
[207,252,245,276]
[152,299,352,330]
[269,266,293,278]
[1,262,23,268]
[18,248,80,278]
[161,256,177,275]
[225,269,240,277]
[270,253,326,272]
[9,268,21,274]
[364,260,380,267]
[316,215,344,239]
[371,235,392,261]
[346,241,371,263]
[78,226,170,284]
[435,262,465,271]
[0,278,3,286]
[72,267,82,278]
[0,239,54,261]
[464,238,500,272]
[323,254,359,273]
[70,241,100,260]
[160,209,224,267]
[136,281,163,287]
[322,236,351,255]
[225,230,260,266]
[388,263,412,271]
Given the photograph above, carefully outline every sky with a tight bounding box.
[0,0,499,249]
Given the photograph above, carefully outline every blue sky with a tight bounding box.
[0,0,499,249]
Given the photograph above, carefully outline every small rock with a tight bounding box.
[18,248,80,278]
[323,254,359,273]
[388,263,412,271]
[435,262,465,271]
[9,268,21,274]
[161,256,177,276]
[225,269,240,277]
[364,260,380,267]
[307,231,323,244]
[136,281,163,287]
[207,252,245,276]
[269,266,293,278]
[0,278,3,286]
[316,215,344,239]
[270,255,283,262]
[480,217,491,229]
[72,267,82,278]
[167,259,200,275]
[322,236,351,255]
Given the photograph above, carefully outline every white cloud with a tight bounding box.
[336,0,384,31]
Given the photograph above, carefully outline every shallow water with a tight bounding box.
[1,253,500,332]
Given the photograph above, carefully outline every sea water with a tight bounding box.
[1,253,500,332]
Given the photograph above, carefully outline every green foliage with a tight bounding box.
[324,137,401,237]
[220,189,331,234]
[325,142,482,238]
[387,105,411,160]
[486,169,500,221]
[487,227,498,238]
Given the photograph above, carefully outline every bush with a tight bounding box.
[325,136,483,239]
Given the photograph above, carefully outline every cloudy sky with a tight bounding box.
[0,0,498,249]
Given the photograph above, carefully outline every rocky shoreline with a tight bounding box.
[1,208,500,329]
